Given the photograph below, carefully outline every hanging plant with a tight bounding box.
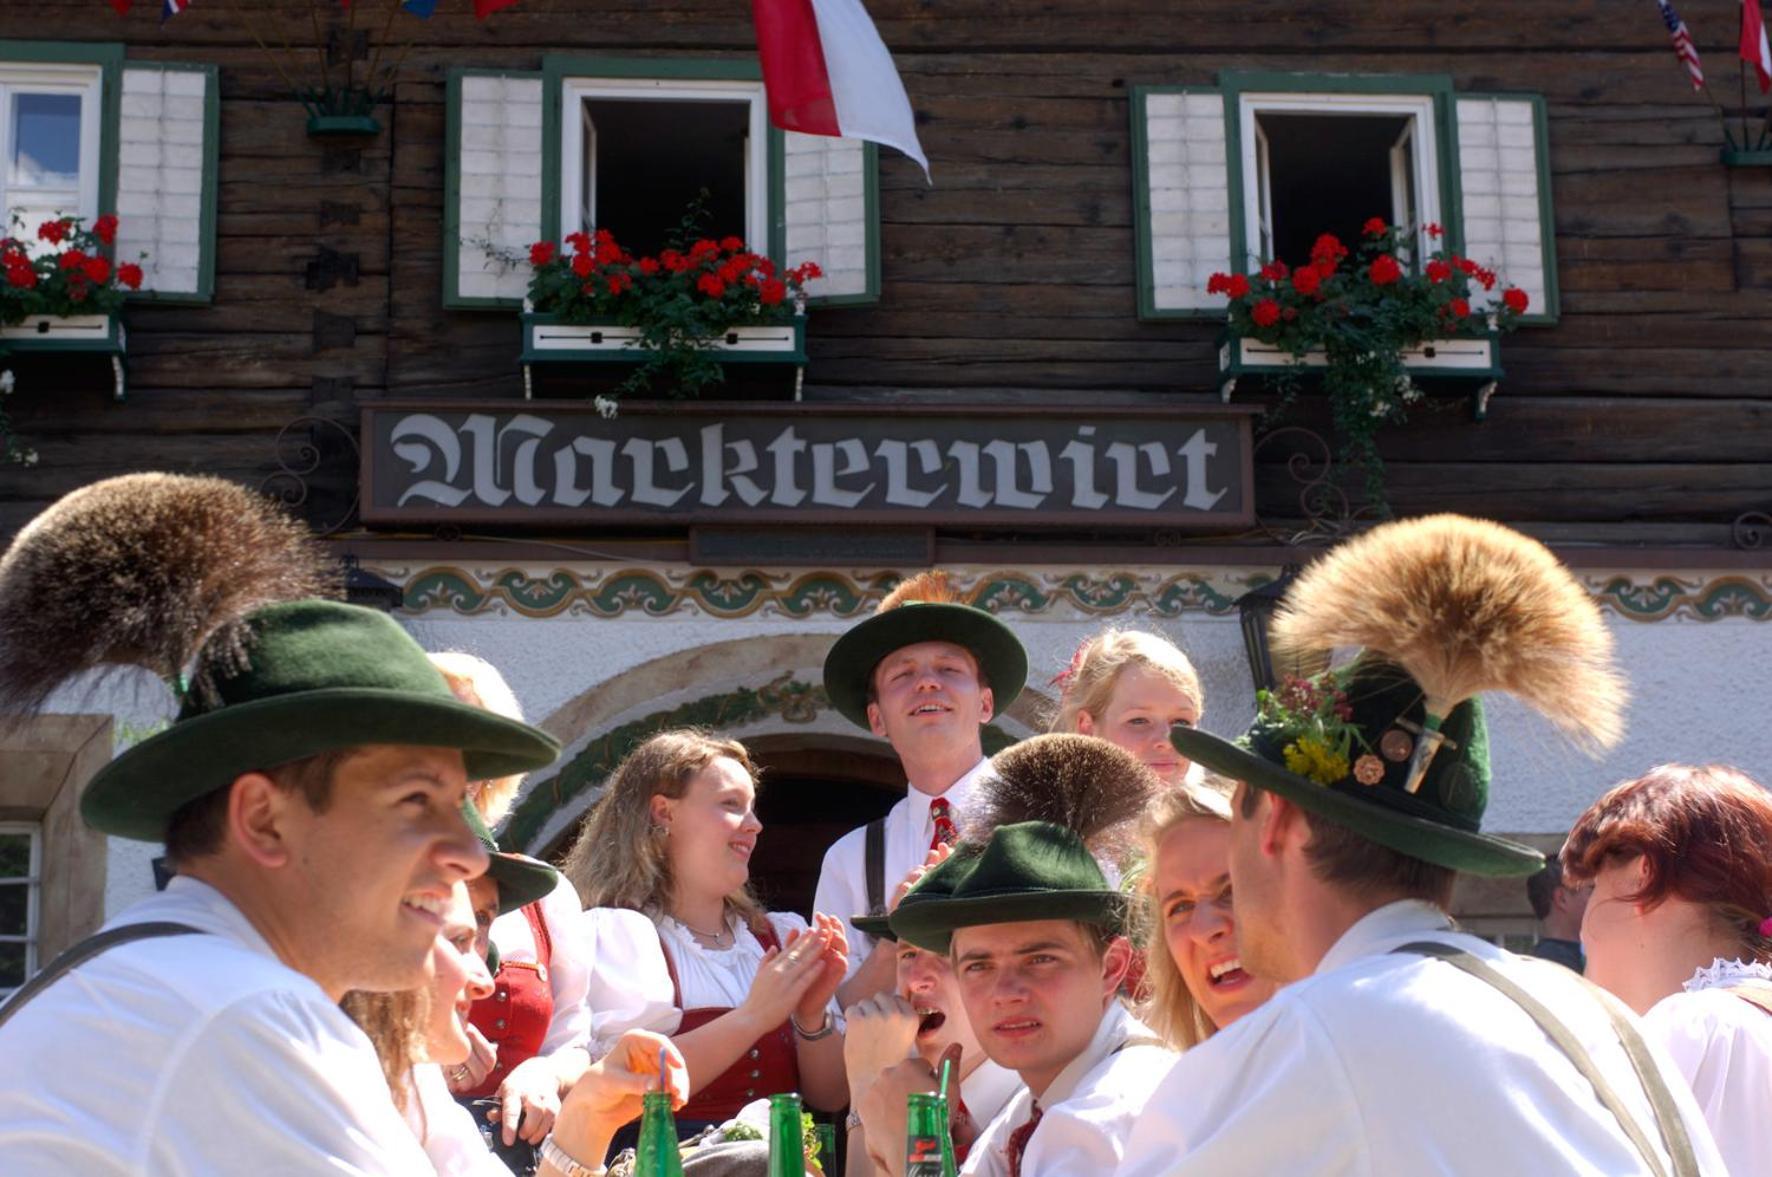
[1208,218,1530,510]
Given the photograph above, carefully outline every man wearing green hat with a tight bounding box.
[855,735,1173,1177]
[816,571,1028,1007]
[0,475,649,1176]
[1115,515,1726,1176]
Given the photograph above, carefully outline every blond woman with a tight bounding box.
[1051,629,1205,786]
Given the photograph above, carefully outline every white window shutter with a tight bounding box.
[115,64,216,301]
[781,132,877,305]
[1136,88,1231,318]
[1456,95,1557,321]
[447,71,544,307]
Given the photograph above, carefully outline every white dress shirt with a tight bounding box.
[813,757,994,979]
[488,871,595,1054]
[1114,900,1729,1177]
[0,876,431,1175]
[584,907,825,1053]
[964,1002,1173,1177]
[1643,959,1772,1177]
[404,1063,516,1177]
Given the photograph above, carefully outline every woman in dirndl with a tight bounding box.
[567,729,849,1141]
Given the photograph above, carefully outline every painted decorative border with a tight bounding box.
[505,673,1016,852]
[388,565,1772,624]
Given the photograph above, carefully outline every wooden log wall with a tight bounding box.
[1,0,1769,545]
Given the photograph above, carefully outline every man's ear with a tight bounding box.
[227,773,296,869]
[1259,790,1298,859]
[977,686,995,726]
[867,700,889,739]
[1100,934,1133,998]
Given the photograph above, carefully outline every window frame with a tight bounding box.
[0,820,42,1001]
[0,64,104,237]
[0,42,122,238]
[541,56,787,265]
[1217,71,1465,273]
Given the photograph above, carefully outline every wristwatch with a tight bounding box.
[539,1134,606,1177]
[792,1009,836,1040]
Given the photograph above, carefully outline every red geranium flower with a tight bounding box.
[118,262,143,290]
[660,249,687,273]
[36,218,69,245]
[1425,260,1451,284]
[1260,260,1289,281]
[565,230,591,254]
[1309,233,1348,268]
[697,273,727,298]
[1291,266,1322,297]
[1476,268,1497,292]
[638,257,661,276]
[1455,256,1479,276]
[1368,254,1403,286]
[1225,273,1251,299]
[571,253,593,278]
[1447,297,1471,319]
[691,239,720,260]
[58,249,88,271]
[1425,222,1443,238]
[719,235,744,253]
[1363,216,1387,237]
[82,255,111,284]
[1250,298,1282,327]
[1206,272,1231,295]
[1502,288,1530,314]
[5,264,35,289]
[530,241,556,266]
[605,271,631,296]
[759,277,787,306]
[789,261,822,284]
[93,214,118,245]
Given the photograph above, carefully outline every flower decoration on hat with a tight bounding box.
[1252,676,1363,787]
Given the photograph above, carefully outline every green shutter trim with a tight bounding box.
[1131,84,1231,321]
[767,125,787,266]
[0,40,124,218]
[443,67,541,310]
[1460,90,1559,325]
[124,62,218,306]
[804,141,881,308]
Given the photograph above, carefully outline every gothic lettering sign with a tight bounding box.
[361,402,1255,529]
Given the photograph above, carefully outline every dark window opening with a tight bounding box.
[579,98,750,257]
[1256,112,1414,269]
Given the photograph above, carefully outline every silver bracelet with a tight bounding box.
[791,1009,836,1040]
[540,1134,605,1177]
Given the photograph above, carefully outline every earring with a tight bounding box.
[649,822,669,839]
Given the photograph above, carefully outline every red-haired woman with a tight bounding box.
[1564,762,1772,1175]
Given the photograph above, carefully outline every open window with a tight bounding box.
[1243,93,1442,271]
[561,79,767,255]
[0,63,102,249]
[1134,75,1557,323]
[0,822,39,1000]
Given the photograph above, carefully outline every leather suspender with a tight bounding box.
[1395,942,1700,1177]
[863,816,888,918]
[0,921,204,1031]
[1729,984,1772,1018]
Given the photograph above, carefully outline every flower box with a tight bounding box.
[1217,332,1503,419]
[519,312,806,399]
[0,313,128,400]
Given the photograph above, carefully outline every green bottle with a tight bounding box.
[812,1122,837,1176]
[905,1092,957,1177]
[634,1091,685,1177]
[767,1093,805,1177]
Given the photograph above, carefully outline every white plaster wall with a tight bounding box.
[81,577,1772,919]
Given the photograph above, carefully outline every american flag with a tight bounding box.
[1659,0,1706,89]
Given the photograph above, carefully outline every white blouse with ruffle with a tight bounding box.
[1642,957,1772,1177]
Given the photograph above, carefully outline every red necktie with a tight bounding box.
[1005,1104,1043,1177]
[929,796,958,849]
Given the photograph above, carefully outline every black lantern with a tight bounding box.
[1235,565,1300,694]
[341,555,405,613]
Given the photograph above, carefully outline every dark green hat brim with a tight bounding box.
[890,889,1127,955]
[850,913,895,941]
[84,688,561,842]
[823,602,1028,729]
[486,852,558,915]
[1170,726,1543,877]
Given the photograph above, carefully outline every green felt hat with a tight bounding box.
[82,600,562,842]
[850,913,895,941]
[1171,658,1543,878]
[823,601,1028,730]
[888,823,1126,954]
[462,800,558,915]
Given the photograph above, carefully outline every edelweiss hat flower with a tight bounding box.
[1172,515,1627,878]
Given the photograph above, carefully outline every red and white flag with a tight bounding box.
[752,0,929,178]
[1743,0,1772,92]
[1657,0,1705,90]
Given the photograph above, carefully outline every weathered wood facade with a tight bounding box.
[2,0,1769,549]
